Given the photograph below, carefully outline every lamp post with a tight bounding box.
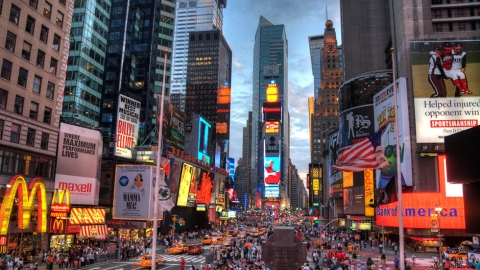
[435,205,444,270]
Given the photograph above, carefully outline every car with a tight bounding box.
[237,233,246,239]
[187,244,202,255]
[165,243,189,254]
[202,236,212,245]
[139,254,165,269]
[222,239,232,247]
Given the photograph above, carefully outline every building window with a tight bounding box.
[5,31,16,53]
[43,107,51,124]
[29,102,38,120]
[17,68,28,87]
[33,75,41,94]
[40,132,49,150]
[10,123,21,143]
[25,16,36,35]
[29,0,38,9]
[0,120,3,140]
[36,50,45,68]
[459,22,466,31]
[26,128,36,147]
[53,34,60,51]
[1,60,12,81]
[49,58,57,75]
[22,42,32,61]
[9,4,20,25]
[0,88,7,109]
[40,25,48,43]
[14,95,24,115]
[43,2,51,19]
[56,11,64,28]
[435,23,443,32]
[59,0,66,6]
[46,82,54,99]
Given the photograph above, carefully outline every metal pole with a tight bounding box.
[391,47,405,270]
[437,210,444,270]
[151,49,169,270]
[382,220,385,255]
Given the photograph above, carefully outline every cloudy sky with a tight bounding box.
[223,1,341,182]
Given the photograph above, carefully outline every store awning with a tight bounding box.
[80,225,108,238]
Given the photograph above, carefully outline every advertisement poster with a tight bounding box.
[338,105,375,150]
[162,101,185,151]
[187,166,201,207]
[197,170,214,205]
[343,186,365,215]
[410,40,480,143]
[55,123,102,205]
[115,94,141,159]
[328,130,343,188]
[373,77,413,188]
[168,159,182,205]
[214,173,225,206]
[198,117,211,164]
[177,163,194,207]
[113,165,154,219]
[264,156,280,198]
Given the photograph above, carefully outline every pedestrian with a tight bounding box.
[180,257,186,270]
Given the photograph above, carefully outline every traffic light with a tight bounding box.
[178,220,183,226]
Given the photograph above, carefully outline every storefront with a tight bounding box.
[49,234,75,251]
[106,220,147,243]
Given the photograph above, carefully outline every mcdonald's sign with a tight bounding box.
[51,189,71,213]
[0,175,47,235]
[50,218,67,234]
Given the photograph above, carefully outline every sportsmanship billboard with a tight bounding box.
[373,77,413,188]
[264,156,280,198]
[410,40,480,143]
[115,94,141,158]
[113,165,156,220]
[55,123,102,205]
[163,101,185,151]
[338,105,375,150]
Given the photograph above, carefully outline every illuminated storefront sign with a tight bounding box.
[351,222,371,231]
[50,219,67,234]
[265,121,279,133]
[0,176,47,235]
[50,188,71,234]
[70,208,105,225]
[364,169,374,216]
[376,154,465,229]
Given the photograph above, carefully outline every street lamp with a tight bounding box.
[435,205,444,270]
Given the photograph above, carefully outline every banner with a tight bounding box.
[364,169,374,216]
[338,105,375,150]
[80,225,108,237]
[177,163,194,207]
[162,101,186,151]
[0,176,47,235]
[70,208,105,224]
[113,165,155,219]
[115,94,141,158]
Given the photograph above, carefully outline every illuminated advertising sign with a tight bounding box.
[214,173,225,206]
[351,222,372,231]
[312,179,320,191]
[228,210,236,218]
[410,40,480,143]
[266,83,279,103]
[169,159,182,205]
[338,105,374,150]
[115,94,141,158]
[328,130,342,187]
[217,84,231,104]
[265,121,279,133]
[113,165,156,220]
[263,102,282,121]
[177,163,194,207]
[344,186,364,215]
[373,77,413,188]
[364,169,374,217]
[264,156,280,198]
[228,157,235,182]
[196,170,214,205]
[338,219,346,227]
[0,176,47,235]
[196,204,206,211]
[343,171,353,188]
[217,84,231,142]
[198,117,211,164]
[376,154,465,229]
[50,189,71,213]
[55,123,102,205]
[265,186,280,198]
[50,219,67,234]
[70,208,105,225]
[163,101,186,151]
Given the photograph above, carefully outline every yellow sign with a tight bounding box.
[265,121,279,133]
[312,179,319,191]
[51,189,71,213]
[364,169,374,217]
[50,219,66,234]
[0,176,47,235]
[266,84,279,103]
[343,171,353,187]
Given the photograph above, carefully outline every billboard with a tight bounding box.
[228,157,235,182]
[263,102,282,121]
[177,163,195,207]
[216,84,231,143]
[373,77,413,188]
[343,185,364,215]
[376,154,465,229]
[113,165,156,220]
[410,40,480,143]
[328,130,342,187]
[351,222,372,231]
[0,176,47,235]
[214,173,225,206]
[265,121,279,133]
[115,94,141,158]
[55,123,102,205]
[163,101,185,151]
[338,105,375,150]
[364,169,374,217]
[198,117,211,164]
[168,159,182,205]
[264,156,280,198]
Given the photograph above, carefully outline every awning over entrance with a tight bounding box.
[80,225,108,238]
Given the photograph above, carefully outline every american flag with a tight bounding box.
[332,126,390,172]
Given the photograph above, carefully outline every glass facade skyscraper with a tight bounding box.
[308,35,324,101]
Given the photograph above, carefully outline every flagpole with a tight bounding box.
[151,49,169,270]
[391,47,405,270]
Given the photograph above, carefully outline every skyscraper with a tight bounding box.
[251,16,289,209]
[170,0,227,111]
[308,35,324,100]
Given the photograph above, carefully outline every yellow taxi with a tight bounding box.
[139,254,165,269]
[165,243,189,254]
[259,228,267,235]
[222,238,233,247]
[202,236,212,245]
[449,252,467,260]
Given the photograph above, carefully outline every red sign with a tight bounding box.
[376,154,465,229]
[51,204,70,213]
[265,121,279,133]
[0,236,6,246]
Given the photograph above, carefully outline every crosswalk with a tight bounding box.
[131,254,205,264]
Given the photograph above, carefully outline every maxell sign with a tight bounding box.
[55,123,102,205]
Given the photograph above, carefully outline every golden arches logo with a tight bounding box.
[0,175,47,235]
[52,188,70,205]
[51,219,65,234]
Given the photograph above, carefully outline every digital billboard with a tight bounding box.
[264,156,280,198]
[228,157,235,182]
[343,185,365,215]
[187,166,201,207]
[328,130,342,186]
[216,84,231,147]
[351,222,372,231]
[198,117,211,164]
[373,77,413,188]
[168,159,182,205]
[376,154,465,229]
[410,40,480,143]
[177,163,194,207]
[338,104,375,150]
[55,123,102,205]
[115,94,141,159]
[265,121,279,133]
[196,170,214,205]
[263,102,282,121]
[163,101,186,151]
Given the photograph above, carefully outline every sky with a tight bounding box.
[223,1,341,182]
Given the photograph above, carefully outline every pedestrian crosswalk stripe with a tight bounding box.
[161,255,205,263]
